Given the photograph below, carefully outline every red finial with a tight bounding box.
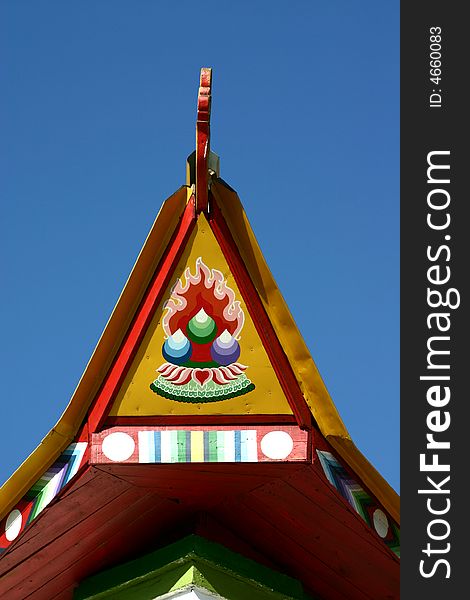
[196,68,212,213]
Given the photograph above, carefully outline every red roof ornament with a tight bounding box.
[196,67,212,214]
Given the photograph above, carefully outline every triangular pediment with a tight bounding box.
[110,212,294,418]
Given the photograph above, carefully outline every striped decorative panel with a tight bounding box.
[91,426,308,465]
[138,430,258,463]
[316,450,400,557]
[0,442,87,552]
[24,442,87,522]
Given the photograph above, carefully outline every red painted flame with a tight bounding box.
[162,258,244,363]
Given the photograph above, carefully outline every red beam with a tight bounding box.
[104,414,297,428]
[87,197,196,433]
[209,196,313,430]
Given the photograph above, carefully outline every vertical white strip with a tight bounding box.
[224,430,235,462]
[138,431,150,463]
[72,442,88,474]
[161,431,172,463]
[40,470,64,512]
[246,430,258,462]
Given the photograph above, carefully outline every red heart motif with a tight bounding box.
[192,368,213,387]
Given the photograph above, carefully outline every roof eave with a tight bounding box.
[0,186,188,521]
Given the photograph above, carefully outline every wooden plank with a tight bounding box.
[213,496,357,600]
[20,493,184,600]
[98,462,305,479]
[0,467,131,567]
[245,481,399,594]
[93,463,306,508]
[197,467,399,599]
[0,459,397,599]
[92,425,309,465]
[96,463,306,490]
[0,486,183,599]
[194,512,282,571]
[287,464,399,557]
[104,414,298,427]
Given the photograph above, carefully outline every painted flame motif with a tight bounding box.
[150,258,255,402]
[162,257,245,340]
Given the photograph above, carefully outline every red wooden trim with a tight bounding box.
[196,68,211,214]
[209,196,313,430]
[75,421,89,443]
[87,197,196,433]
[74,421,91,464]
[104,414,298,428]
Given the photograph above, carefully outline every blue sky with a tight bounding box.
[0,1,399,491]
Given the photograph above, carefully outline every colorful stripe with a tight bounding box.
[190,431,204,462]
[1,442,87,552]
[316,450,400,557]
[25,442,87,524]
[138,430,258,463]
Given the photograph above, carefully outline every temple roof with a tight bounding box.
[0,176,399,524]
[0,68,399,600]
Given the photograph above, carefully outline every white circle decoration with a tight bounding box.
[373,509,389,538]
[260,431,294,460]
[5,509,23,542]
[102,432,135,462]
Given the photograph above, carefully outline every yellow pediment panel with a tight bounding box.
[110,213,293,416]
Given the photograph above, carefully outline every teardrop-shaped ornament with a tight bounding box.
[186,308,217,344]
[162,329,192,364]
[210,329,240,365]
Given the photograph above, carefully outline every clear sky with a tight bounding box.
[0,1,399,492]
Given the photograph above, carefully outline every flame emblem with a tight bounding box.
[150,258,255,402]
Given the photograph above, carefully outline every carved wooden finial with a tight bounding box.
[195,68,212,213]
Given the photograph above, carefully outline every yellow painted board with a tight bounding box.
[110,213,293,417]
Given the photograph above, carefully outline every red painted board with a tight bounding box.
[91,425,309,464]
[0,473,186,599]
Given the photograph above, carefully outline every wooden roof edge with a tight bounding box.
[328,435,400,524]
[211,180,400,523]
[0,186,188,522]
[210,180,350,437]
